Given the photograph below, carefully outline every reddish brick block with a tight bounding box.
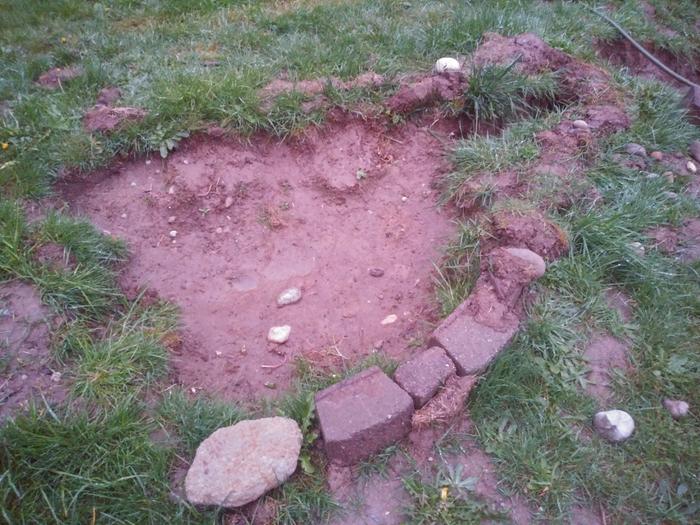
[429,303,518,376]
[393,347,456,408]
[315,366,414,465]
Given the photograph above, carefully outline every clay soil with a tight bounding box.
[60,118,458,401]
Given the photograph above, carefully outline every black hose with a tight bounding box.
[589,6,699,89]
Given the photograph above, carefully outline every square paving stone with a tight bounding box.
[393,347,456,408]
[315,366,414,465]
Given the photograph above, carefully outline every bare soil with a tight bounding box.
[0,281,66,420]
[61,118,457,401]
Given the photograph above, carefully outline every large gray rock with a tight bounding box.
[185,417,302,508]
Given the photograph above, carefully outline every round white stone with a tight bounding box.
[434,57,461,73]
[593,409,635,442]
[268,325,291,343]
[276,287,302,307]
[572,119,589,129]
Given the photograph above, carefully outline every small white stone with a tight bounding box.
[629,241,645,256]
[145,159,151,165]
[276,287,302,307]
[120,213,127,219]
[268,325,291,344]
[130,182,137,187]
[572,119,589,129]
[594,409,635,442]
[168,185,176,194]
[663,399,689,419]
[215,227,223,234]
[168,216,176,223]
[169,230,178,238]
[687,160,697,173]
[434,57,461,73]
[381,314,398,325]
[183,159,189,165]
[50,371,62,383]
[401,196,408,202]
[224,196,234,208]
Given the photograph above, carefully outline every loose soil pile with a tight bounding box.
[62,120,456,401]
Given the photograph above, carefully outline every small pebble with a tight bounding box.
[130,182,137,187]
[594,409,635,442]
[264,382,277,389]
[687,160,697,173]
[629,241,645,256]
[224,196,234,208]
[168,185,176,194]
[662,171,675,183]
[267,325,291,344]
[167,216,176,223]
[183,159,189,165]
[625,143,647,157]
[381,314,398,325]
[145,159,151,165]
[663,399,689,419]
[120,213,127,218]
[663,191,678,200]
[650,151,663,161]
[401,196,408,202]
[368,267,385,277]
[572,119,589,129]
[276,287,302,307]
[50,371,61,383]
[215,227,223,234]
[169,230,178,238]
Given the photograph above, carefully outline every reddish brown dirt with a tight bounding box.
[489,211,569,261]
[83,105,147,133]
[322,415,533,525]
[596,39,700,90]
[61,119,457,401]
[584,334,631,405]
[647,218,700,263]
[37,66,83,88]
[0,281,67,420]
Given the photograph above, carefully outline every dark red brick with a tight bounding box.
[393,347,456,408]
[315,366,414,465]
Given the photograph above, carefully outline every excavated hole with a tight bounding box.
[61,118,460,401]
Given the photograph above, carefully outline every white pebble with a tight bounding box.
[169,230,177,238]
[381,314,398,325]
[268,325,291,344]
[687,160,697,173]
[663,399,689,419]
[130,182,137,187]
[434,57,461,73]
[277,287,302,307]
[50,371,62,383]
[168,216,176,223]
[629,241,645,256]
[572,119,589,129]
[594,410,635,442]
[120,213,127,219]
[401,196,408,202]
[224,196,234,208]
[168,185,176,194]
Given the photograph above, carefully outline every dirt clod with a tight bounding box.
[37,66,83,88]
[83,105,147,133]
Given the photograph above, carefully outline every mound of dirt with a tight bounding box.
[597,38,700,89]
[83,105,147,133]
[62,119,456,400]
[489,211,569,261]
[0,281,66,420]
[37,66,83,88]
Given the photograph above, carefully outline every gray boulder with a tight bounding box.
[185,417,302,508]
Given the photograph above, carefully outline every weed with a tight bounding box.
[463,60,558,130]
[356,444,402,480]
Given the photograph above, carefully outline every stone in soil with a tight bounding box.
[663,399,689,419]
[625,143,647,157]
[185,417,302,508]
[572,119,589,129]
[393,346,456,408]
[315,366,414,465]
[276,287,302,307]
[368,267,385,277]
[593,409,635,442]
[267,325,291,343]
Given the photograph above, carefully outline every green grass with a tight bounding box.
[2,1,700,524]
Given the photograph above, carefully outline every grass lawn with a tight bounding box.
[1,0,699,523]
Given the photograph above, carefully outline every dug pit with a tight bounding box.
[61,119,457,401]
